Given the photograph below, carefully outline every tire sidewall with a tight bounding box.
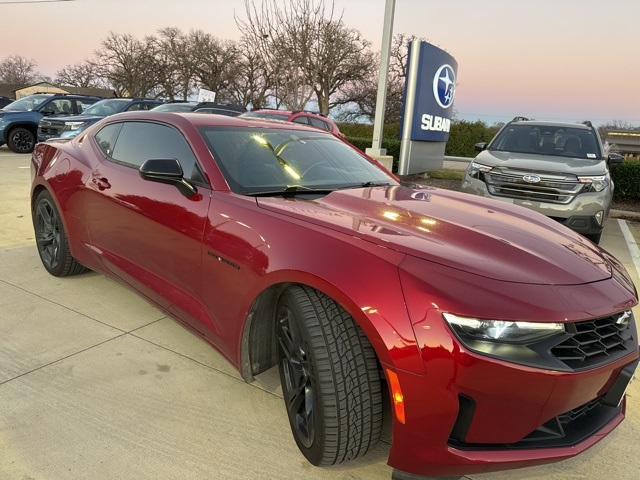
[276,288,329,465]
[33,190,69,277]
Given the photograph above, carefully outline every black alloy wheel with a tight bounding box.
[276,285,383,466]
[7,127,36,153]
[33,190,87,277]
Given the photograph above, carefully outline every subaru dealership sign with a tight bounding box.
[399,40,458,174]
[405,44,457,142]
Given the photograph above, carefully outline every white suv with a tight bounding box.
[461,117,624,243]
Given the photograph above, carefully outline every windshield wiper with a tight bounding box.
[246,185,337,197]
[246,182,392,197]
[335,181,392,189]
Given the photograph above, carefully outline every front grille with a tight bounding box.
[484,169,583,204]
[551,312,635,370]
[38,120,65,136]
[558,397,603,425]
[448,395,620,450]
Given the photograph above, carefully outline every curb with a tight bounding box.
[611,210,640,221]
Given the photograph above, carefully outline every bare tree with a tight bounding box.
[337,33,421,123]
[148,27,195,100]
[187,30,240,102]
[93,32,160,98]
[0,55,40,85]
[236,0,373,114]
[55,60,103,88]
[227,37,273,108]
[308,19,374,113]
[236,0,311,110]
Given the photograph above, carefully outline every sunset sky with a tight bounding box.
[1,0,639,126]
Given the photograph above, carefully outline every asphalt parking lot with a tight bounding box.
[1,145,639,480]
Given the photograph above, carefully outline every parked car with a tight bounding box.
[30,111,638,478]
[461,117,624,243]
[0,93,101,152]
[37,97,163,141]
[0,96,13,109]
[240,108,345,138]
[150,101,245,115]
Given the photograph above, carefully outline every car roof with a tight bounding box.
[103,110,337,134]
[509,120,592,130]
[248,108,293,115]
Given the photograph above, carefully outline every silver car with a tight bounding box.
[461,117,624,243]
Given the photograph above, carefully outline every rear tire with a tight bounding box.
[33,190,88,277]
[276,285,382,466]
[7,127,36,153]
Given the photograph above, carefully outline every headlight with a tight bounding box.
[466,161,492,179]
[65,121,88,131]
[443,313,564,343]
[578,174,609,192]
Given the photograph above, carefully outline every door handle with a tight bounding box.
[92,176,111,190]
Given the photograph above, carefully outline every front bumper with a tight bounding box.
[461,176,610,235]
[385,348,638,477]
[388,257,639,477]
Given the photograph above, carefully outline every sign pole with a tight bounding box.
[366,0,396,159]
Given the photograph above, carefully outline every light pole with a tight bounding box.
[366,0,396,164]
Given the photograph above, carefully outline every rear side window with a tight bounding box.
[308,116,330,131]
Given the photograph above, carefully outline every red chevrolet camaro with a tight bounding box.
[30,111,639,478]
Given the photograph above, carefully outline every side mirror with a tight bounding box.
[139,158,198,197]
[607,153,624,166]
[474,142,488,152]
[41,108,55,116]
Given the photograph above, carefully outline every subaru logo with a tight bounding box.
[433,64,456,109]
[616,310,632,326]
[522,174,541,183]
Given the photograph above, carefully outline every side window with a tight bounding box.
[94,123,123,157]
[46,99,73,115]
[110,122,206,184]
[308,117,330,131]
[292,116,309,125]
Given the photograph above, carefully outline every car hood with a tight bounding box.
[257,185,612,285]
[43,114,106,123]
[0,109,26,117]
[475,150,608,175]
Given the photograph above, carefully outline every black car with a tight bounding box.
[38,97,163,141]
[0,96,12,109]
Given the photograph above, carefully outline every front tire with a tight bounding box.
[276,285,382,466]
[33,190,88,277]
[7,127,36,153]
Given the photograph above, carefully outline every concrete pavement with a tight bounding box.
[1,146,639,479]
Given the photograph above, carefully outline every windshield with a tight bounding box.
[490,124,602,159]
[151,103,197,112]
[242,111,290,121]
[198,126,396,195]
[3,94,51,112]
[82,99,128,116]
